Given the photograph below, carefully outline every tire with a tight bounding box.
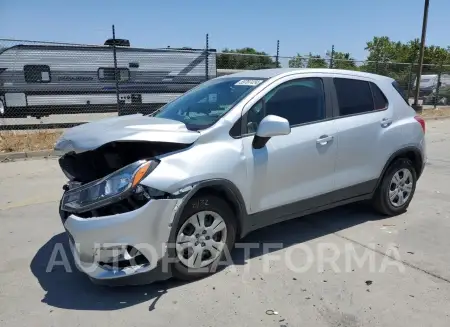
[372,158,417,216]
[171,194,237,281]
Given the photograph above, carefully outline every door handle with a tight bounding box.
[316,135,334,145]
[381,118,393,128]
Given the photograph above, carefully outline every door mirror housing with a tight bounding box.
[253,115,291,149]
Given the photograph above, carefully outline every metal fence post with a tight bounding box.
[112,25,121,114]
[434,61,443,109]
[276,40,280,68]
[407,62,414,99]
[329,44,335,68]
[205,33,209,81]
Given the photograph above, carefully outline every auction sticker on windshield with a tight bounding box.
[235,79,264,86]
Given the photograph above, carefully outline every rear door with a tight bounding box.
[331,77,393,197]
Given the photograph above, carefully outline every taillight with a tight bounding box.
[414,115,425,133]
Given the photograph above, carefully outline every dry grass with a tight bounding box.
[420,106,450,118]
[1,107,450,153]
[0,130,62,153]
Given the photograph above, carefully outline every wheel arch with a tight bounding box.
[375,146,424,191]
[169,179,248,243]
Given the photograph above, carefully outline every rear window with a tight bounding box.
[392,81,409,104]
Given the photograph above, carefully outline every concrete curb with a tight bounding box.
[0,150,58,162]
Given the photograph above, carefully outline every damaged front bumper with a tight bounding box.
[60,195,183,286]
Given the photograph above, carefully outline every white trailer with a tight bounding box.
[0,43,216,118]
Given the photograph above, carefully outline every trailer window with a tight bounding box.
[24,65,51,83]
[98,68,130,81]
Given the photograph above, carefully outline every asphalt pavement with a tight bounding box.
[1,119,450,326]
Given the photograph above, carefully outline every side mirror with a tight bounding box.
[253,115,291,149]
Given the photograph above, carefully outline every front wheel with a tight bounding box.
[372,158,417,216]
[171,195,237,281]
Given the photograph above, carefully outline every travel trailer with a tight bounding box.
[413,73,450,97]
[0,42,216,118]
[412,73,450,105]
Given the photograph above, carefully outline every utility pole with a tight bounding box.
[413,0,430,111]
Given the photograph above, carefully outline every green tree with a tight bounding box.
[329,51,358,70]
[288,53,327,68]
[217,48,277,70]
[362,37,418,87]
[307,54,328,68]
[362,36,450,88]
[288,54,306,68]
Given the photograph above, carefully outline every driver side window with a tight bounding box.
[245,77,325,133]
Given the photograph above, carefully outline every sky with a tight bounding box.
[1,0,449,62]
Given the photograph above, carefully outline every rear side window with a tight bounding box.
[334,78,374,116]
[392,81,409,104]
[370,82,388,110]
[24,65,51,83]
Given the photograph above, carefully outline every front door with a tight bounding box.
[241,76,338,215]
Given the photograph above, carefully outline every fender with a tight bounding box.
[374,146,424,192]
[167,179,249,246]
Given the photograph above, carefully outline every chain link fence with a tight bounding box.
[1,36,449,144]
[0,38,217,129]
[286,55,450,107]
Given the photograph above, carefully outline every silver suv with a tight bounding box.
[56,68,426,285]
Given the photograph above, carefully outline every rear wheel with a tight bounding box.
[372,158,417,216]
[172,195,236,281]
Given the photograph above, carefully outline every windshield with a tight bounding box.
[152,77,267,130]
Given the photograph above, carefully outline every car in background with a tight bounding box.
[55,68,426,286]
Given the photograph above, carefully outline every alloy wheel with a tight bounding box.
[388,168,413,207]
[176,211,228,269]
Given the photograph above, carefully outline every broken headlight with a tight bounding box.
[61,159,159,213]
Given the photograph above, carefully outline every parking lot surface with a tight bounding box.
[1,119,450,327]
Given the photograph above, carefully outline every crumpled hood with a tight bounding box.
[54,114,200,154]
